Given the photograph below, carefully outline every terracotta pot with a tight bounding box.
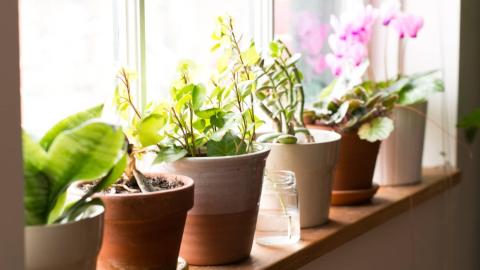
[265,129,341,228]
[374,102,427,186]
[333,132,380,190]
[25,205,104,270]
[96,173,194,270]
[157,146,270,266]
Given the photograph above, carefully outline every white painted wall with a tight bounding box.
[0,0,24,269]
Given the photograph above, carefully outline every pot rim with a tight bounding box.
[179,143,270,162]
[25,204,104,229]
[77,173,195,199]
[264,129,341,145]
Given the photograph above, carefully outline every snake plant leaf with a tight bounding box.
[358,117,394,142]
[44,121,125,217]
[23,131,50,225]
[40,104,103,150]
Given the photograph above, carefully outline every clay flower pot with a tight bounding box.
[331,132,381,205]
[96,173,194,270]
[25,205,104,270]
[265,129,341,228]
[374,102,427,186]
[158,146,270,266]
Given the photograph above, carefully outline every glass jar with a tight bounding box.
[255,170,300,246]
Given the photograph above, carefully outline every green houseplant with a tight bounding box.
[311,64,399,205]
[253,40,341,228]
[70,68,195,270]
[154,16,270,265]
[23,106,126,270]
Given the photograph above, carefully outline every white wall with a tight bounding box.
[0,0,24,269]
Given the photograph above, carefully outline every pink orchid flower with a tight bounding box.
[380,0,401,26]
[391,13,424,38]
[325,53,343,76]
[307,54,327,75]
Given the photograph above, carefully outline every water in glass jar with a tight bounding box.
[256,208,300,245]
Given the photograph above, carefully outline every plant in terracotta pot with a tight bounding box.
[71,68,195,270]
[253,40,341,228]
[151,16,270,266]
[312,62,399,205]
[23,106,127,270]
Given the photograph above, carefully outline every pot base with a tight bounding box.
[331,184,379,206]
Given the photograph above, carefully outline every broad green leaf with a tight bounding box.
[241,44,260,66]
[458,108,480,143]
[153,147,188,164]
[269,41,280,58]
[92,153,128,192]
[23,132,50,225]
[40,105,103,150]
[196,108,218,119]
[192,84,207,110]
[207,132,246,156]
[358,117,394,142]
[137,113,166,147]
[44,121,125,206]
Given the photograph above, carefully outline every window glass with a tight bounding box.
[19,0,115,136]
[143,0,254,101]
[274,0,338,105]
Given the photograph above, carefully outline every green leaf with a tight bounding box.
[44,121,125,210]
[196,108,218,119]
[358,117,394,142]
[40,105,103,150]
[241,44,260,66]
[153,147,188,164]
[137,113,166,147]
[23,132,50,225]
[92,153,128,192]
[458,108,480,143]
[192,84,207,110]
[207,132,246,156]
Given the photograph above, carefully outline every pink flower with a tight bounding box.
[325,54,342,76]
[391,13,424,38]
[380,0,401,26]
[306,55,327,75]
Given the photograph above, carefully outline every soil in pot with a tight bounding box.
[79,173,194,270]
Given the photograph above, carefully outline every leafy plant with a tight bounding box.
[458,108,480,143]
[23,106,126,225]
[314,78,398,142]
[112,15,263,170]
[254,40,312,144]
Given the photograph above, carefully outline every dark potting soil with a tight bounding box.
[80,175,185,194]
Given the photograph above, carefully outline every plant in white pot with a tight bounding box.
[146,16,269,266]
[72,68,195,270]
[23,106,126,270]
[306,1,444,187]
[254,40,341,228]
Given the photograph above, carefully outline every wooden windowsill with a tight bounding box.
[191,167,461,270]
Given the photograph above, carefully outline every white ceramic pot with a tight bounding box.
[25,205,104,270]
[374,102,427,186]
[265,129,341,228]
[156,145,270,265]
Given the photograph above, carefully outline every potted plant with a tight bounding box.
[149,16,270,266]
[373,71,444,186]
[71,68,195,270]
[254,39,341,228]
[311,60,398,205]
[315,1,444,187]
[23,106,126,270]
